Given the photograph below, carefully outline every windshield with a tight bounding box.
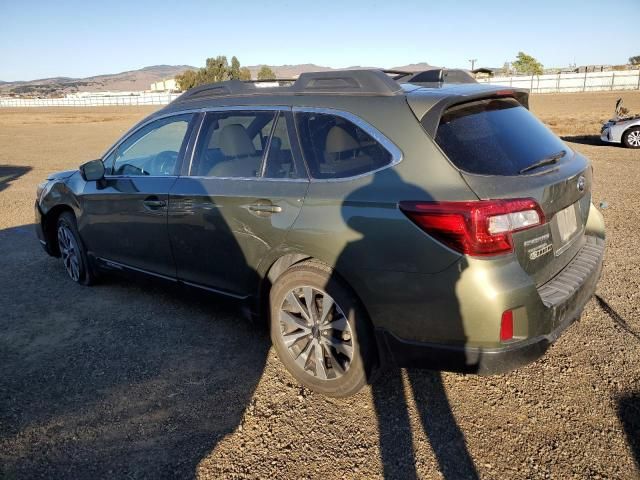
[432,98,570,176]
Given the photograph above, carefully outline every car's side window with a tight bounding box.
[110,113,194,176]
[294,111,393,179]
[190,111,277,178]
[262,112,303,179]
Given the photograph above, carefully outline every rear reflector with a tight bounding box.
[500,310,514,342]
[399,198,545,256]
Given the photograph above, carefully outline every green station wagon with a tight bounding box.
[35,69,605,396]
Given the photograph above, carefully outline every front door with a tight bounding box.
[168,109,309,296]
[79,113,196,277]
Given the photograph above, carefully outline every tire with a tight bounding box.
[56,212,95,285]
[622,127,640,149]
[269,260,376,397]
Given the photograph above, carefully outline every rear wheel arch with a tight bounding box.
[268,258,380,395]
[261,255,374,326]
[258,253,312,320]
[263,256,379,353]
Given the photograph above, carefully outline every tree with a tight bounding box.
[257,65,276,81]
[239,67,252,81]
[201,56,230,83]
[512,51,544,75]
[175,69,198,90]
[630,55,640,66]
[175,55,255,91]
[229,56,241,80]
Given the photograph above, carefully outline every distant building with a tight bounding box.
[150,78,178,92]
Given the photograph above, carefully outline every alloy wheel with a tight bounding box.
[627,130,640,147]
[278,286,354,380]
[57,224,81,281]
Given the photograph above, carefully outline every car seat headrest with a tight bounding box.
[219,124,256,157]
[325,126,359,154]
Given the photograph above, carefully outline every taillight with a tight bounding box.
[399,198,545,256]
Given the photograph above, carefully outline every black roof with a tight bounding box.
[173,69,404,104]
[170,67,491,105]
[161,69,529,125]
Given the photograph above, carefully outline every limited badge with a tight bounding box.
[529,243,553,260]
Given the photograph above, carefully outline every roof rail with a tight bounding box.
[173,69,403,103]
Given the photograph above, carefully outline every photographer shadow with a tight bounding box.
[333,169,479,479]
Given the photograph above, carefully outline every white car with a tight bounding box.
[601,98,640,148]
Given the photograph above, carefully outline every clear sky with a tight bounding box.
[1,0,638,81]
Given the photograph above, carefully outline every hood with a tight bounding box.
[47,169,77,181]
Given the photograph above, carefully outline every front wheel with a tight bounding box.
[269,261,376,397]
[56,212,95,285]
[622,127,640,148]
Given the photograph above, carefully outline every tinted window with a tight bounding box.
[191,111,276,178]
[111,114,193,176]
[433,98,569,176]
[263,113,301,179]
[295,112,393,179]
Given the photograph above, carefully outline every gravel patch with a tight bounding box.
[1,95,639,479]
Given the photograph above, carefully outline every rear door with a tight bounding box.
[430,97,591,286]
[80,113,195,277]
[168,108,309,297]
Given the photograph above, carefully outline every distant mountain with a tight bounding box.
[245,63,335,79]
[1,62,435,97]
[244,62,433,78]
[0,65,195,96]
[80,65,196,91]
[392,62,433,72]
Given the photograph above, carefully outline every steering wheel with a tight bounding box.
[150,150,179,175]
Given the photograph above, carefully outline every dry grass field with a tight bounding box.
[1,91,639,479]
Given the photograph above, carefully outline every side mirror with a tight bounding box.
[79,159,105,182]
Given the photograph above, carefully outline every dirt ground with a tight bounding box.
[0,91,639,479]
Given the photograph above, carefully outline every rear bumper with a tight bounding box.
[377,235,605,375]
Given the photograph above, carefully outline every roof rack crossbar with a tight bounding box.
[174,69,403,103]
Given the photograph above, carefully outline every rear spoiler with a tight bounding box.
[415,88,530,138]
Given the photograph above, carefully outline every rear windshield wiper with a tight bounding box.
[519,150,566,174]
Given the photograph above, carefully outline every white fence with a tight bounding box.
[2,70,639,106]
[0,92,182,107]
[478,69,640,93]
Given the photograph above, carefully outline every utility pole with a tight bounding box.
[468,58,477,70]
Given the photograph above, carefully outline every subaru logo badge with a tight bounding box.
[577,176,586,192]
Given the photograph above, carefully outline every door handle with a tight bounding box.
[248,204,282,214]
[143,199,167,208]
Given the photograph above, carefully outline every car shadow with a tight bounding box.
[561,135,613,147]
[0,224,270,479]
[0,164,32,193]
[4,171,480,479]
[617,392,640,471]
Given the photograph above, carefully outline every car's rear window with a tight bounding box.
[432,98,569,176]
[295,111,393,179]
